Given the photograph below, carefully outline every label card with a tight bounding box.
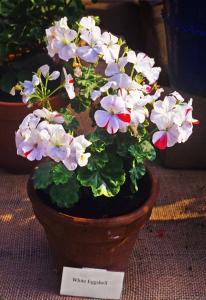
[60,267,125,299]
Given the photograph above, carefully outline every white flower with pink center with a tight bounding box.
[63,68,75,99]
[94,95,131,134]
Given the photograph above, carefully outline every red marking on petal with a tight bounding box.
[116,113,131,123]
[186,108,192,116]
[104,119,110,130]
[192,120,200,125]
[23,149,33,158]
[154,133,167,150]
[69,79,74,84]
[54,113,61,118]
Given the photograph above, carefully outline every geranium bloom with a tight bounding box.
[63,68,75,99]
[62,135,91,170]
[94,95,131,134]
[101,32,120,63]
[21,75,40,103]
[46,17,77,61]
[152,126,179,150]
[77,25,102,63]
[105,57,127,77]
[127,50,161,84]
[38,64,60,80]
[150,95,177,130]
[17,129,48,161]
[34,108,64,124]
[46,125,71,162]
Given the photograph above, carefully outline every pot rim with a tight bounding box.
[27,163,159,227]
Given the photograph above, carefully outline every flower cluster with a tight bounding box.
[15,16,198,207]
[151,92,199,149]
[16,108,91,170]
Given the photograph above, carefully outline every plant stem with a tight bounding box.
[47,84,64,98]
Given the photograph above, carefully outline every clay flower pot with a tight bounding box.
[27,165,158,272]
[0,95,67,174]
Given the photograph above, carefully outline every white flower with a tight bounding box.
[19,113,40,132]
[152,126,179,150]
[94,95,131,134]
[105,57,127,77]
[74,135,92,149]
[62,134,91,170]
[127,50,161,84]
[38,64,60,80]
[20,74,40,103]
[17,129,47,161]
[109,73,132,90]
[34,108,64,124]
[76,151,91,167]
[46,125,71,162]
[80,16,96,31]
[101,31,120,63]
[63,68,75,99]
[77,25,102,63]
[150,95,177,130]
[46,18,77,61]
[144,88,164,104]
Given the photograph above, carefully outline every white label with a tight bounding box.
[60,267,125,299]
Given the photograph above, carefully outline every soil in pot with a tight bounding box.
[37,174,151,219]
[28,166,158,272]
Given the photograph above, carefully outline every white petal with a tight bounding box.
[94,110,110,127]
[49,71,60,80]
[91,90,101,101]
[39,64,50,77]
[77,46,99,63]
[105,62,120,77]
[100,95,125,113]
[107,116,119,134]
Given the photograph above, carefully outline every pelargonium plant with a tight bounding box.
[15,16,199,209]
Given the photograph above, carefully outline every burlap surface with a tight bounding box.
[0,164,206,300]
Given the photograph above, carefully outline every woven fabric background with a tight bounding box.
[0,164,206,300]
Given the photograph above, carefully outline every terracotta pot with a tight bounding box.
[0,95,67,174]
[27,166,158,272]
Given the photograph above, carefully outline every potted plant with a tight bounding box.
[0,0,96,173]
[16,16,198,273]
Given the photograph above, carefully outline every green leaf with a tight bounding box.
[59,107,79,132]
[129,163,146,192]
[128,140,156,163]
[51,163,73,185]
[32,161,54,189]
[49,177,80,208]
[88,128,113,153]
[78,155,125,197]
[87,152,109,171]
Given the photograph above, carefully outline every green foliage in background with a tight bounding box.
[0,0,97,93]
